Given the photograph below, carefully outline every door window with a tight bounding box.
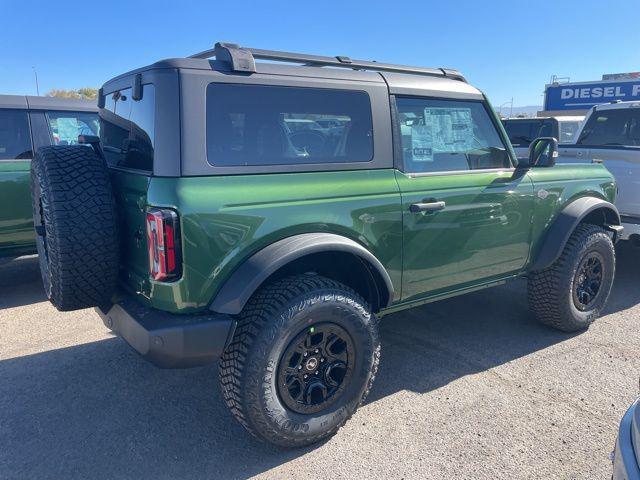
[396,98,510,173]
[0,109,32,160]
[45,111,100,145]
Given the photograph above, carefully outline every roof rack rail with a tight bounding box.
[189,42,467,82]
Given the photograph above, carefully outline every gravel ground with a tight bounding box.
[1,245,639,480]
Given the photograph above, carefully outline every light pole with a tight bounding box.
[499,98,514,118]
[32,67,40,96]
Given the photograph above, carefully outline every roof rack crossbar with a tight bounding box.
[189,43,467,82]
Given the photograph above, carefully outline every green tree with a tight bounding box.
[46,88,98,100]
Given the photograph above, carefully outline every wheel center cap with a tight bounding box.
[305,357,318,371]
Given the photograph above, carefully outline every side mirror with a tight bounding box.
[528,137,558,168]
[515,157,530,169]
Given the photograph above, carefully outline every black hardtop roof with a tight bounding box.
[0,94,97,112]
[102,42,480,99]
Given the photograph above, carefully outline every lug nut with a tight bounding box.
[298,365,302,370]
[315,371,319,375]
[320,358,325,362]
[303,352,308,357]
[314,349,319,353]
[304,374,308,379]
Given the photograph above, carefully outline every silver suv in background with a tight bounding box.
[557,101,640,244]
[502,116,583,159]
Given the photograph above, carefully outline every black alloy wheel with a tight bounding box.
[277,323,355,414]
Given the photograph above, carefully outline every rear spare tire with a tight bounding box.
[30,145,119,311]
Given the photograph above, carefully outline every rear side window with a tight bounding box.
[46,111,100,145]
[101,84,155,171]
[577,109,640,146]
[206,84,373,167]
[396,97,510,174]
[0,109,32,160]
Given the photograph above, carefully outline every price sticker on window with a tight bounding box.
[411,124,434,162]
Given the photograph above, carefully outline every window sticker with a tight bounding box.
[410,124,434,162]
[55,117,80,144]
[423,107,474,153]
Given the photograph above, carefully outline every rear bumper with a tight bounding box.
[96,298,235,369]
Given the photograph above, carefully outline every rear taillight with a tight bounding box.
[146,208,182,282]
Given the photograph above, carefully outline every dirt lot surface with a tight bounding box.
[1,246,639,479]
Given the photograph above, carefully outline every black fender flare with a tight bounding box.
[209,233,394,315]
[530,197,621,271]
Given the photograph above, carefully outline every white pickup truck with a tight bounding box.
[557,101,640,243]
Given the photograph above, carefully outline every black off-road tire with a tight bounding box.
[528,224,615,332]
[30,145,119,311]
[219,274,380,448]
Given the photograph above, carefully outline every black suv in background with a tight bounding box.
[502,116,584,158]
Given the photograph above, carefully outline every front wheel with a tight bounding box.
[528,224,615,332]
[219,274,380,447]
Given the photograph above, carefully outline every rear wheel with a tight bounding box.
[30,145,119,311]
[528,224,615,332]
[219,274,380,447]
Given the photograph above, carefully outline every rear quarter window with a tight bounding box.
[0,109,32,160]
[206,84,373,167]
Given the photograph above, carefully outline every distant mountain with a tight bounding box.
[497,105,542,118]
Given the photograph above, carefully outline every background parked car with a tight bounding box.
[502,116,584,159]
[557,101,640,245]
[612,397,640,479]
[0,95,98,258]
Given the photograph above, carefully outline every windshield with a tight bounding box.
[577,108,640,146]
[502,119,553,147]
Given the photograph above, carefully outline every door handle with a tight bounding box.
[409,200,446,213]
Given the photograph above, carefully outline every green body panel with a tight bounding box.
[0,161,35,258]
[113,161,615,316]
[109,170,151,292]
[395,169,535,302]
[526,163,617,263]
[119,169,403,313]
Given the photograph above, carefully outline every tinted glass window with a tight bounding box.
[558,120,580,143]
[206,84,373,167]
[46,111,100,145]
[577,109,640,146]
[101,84,155,171]
[538,120,554,138]
[397,98,510,173]
[503,119,541,147]
[0,109,32,160]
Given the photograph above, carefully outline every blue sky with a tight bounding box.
[2,0,638,106]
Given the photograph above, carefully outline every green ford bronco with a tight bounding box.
[30,43,622,447]
[0,96,98,258]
